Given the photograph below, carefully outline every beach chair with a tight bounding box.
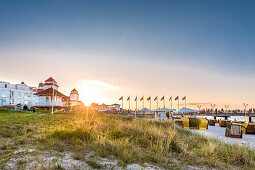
[198,118,208,130]
[208,119,216,126]
[181,117,189,129]
[242,123,255,134]
[225,123,242,138]
[189,118,199,129]
[219,120,232,127]
[174,119,183,128]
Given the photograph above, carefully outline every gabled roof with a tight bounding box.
[45,77,57,83]
[62,96,70,102]
[35,87,66,97]
[71,88,78,93]
[155,108,176,112]
[139,108,152,112]
[176,107,198,113]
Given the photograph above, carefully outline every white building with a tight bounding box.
[35,77,82,109]
[0,77,82,109]
[62,88,82,107]
[35,77,66,108]
[0,81,38,107]
[70,88,81,106]
[92,104,121,112]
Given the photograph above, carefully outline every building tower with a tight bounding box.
[38,82,43,89]
[70,88,79,101]
[43,77,59,90]
[37,82,44,93]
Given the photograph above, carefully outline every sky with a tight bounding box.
[1,0,255,110]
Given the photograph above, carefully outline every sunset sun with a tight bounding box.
[75,79,120,106]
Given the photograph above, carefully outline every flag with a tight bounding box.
[175,96,179,100]
[119,96,123,100]
[169,96,172,101]
[140,96,144,101]
[182,96,186,100]
[160,96,164,101]
[134,96,137,101]
[127,96,130,101]
[147,96,151,101]
[154,96,158,101]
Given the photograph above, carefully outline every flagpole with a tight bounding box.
[135,98,137,117]
[51,82,54,114]
[129,97,130,112]
[157,97,158,109]
[178,98,179,110]
[150,97,151,110]
[185,96,186,107]
[122,98,123,112]
[143,96,144,108]
[171,96,172,109]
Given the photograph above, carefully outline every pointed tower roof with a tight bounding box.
[44,77,59,87]
[71,88,78,94]
[45,77,57,83]
[39,82,44,87]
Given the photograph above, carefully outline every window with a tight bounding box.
[5,84,7,88]
[46,97,49,102]
[1,91,6,97]
[2,99,6,104]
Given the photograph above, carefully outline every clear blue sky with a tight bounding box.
[0,0,255,108]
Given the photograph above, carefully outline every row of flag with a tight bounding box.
[119,96,186,101]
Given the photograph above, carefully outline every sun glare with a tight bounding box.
[75,80,120,106]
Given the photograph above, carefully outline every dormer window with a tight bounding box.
[4,84,7,88]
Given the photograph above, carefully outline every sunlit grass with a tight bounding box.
[45,109,255,168]
[0,108,255,169]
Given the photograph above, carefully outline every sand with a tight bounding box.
[194,124,255,147]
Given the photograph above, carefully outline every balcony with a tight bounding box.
[36,101,65,107]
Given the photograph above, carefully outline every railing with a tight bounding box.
[36,102,66,107]
[173,112,255,117]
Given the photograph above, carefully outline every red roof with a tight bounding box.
[35,88,66,97]
[62,96,70,102]
[37,89,44,93]
[71,88,78,94]
[43,83,59,87]
[45,77,57,83]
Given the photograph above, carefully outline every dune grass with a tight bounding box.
[1,109,255,169]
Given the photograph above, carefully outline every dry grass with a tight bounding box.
[45,109,255,169]
[1,108,255,169]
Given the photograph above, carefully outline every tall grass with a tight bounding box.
[46,109,255,169]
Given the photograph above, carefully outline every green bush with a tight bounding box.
[0,108,10,113]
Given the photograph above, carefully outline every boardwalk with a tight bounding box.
[173,112,255,117]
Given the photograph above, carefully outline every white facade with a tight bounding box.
[69,88,81,107]
[37,96,65,107]
[43,83,58,91]
[0,78,82,109]
[70,93,79,101]
[0,81,39,107]
[36,77,79,108]
[94,104,121,111]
